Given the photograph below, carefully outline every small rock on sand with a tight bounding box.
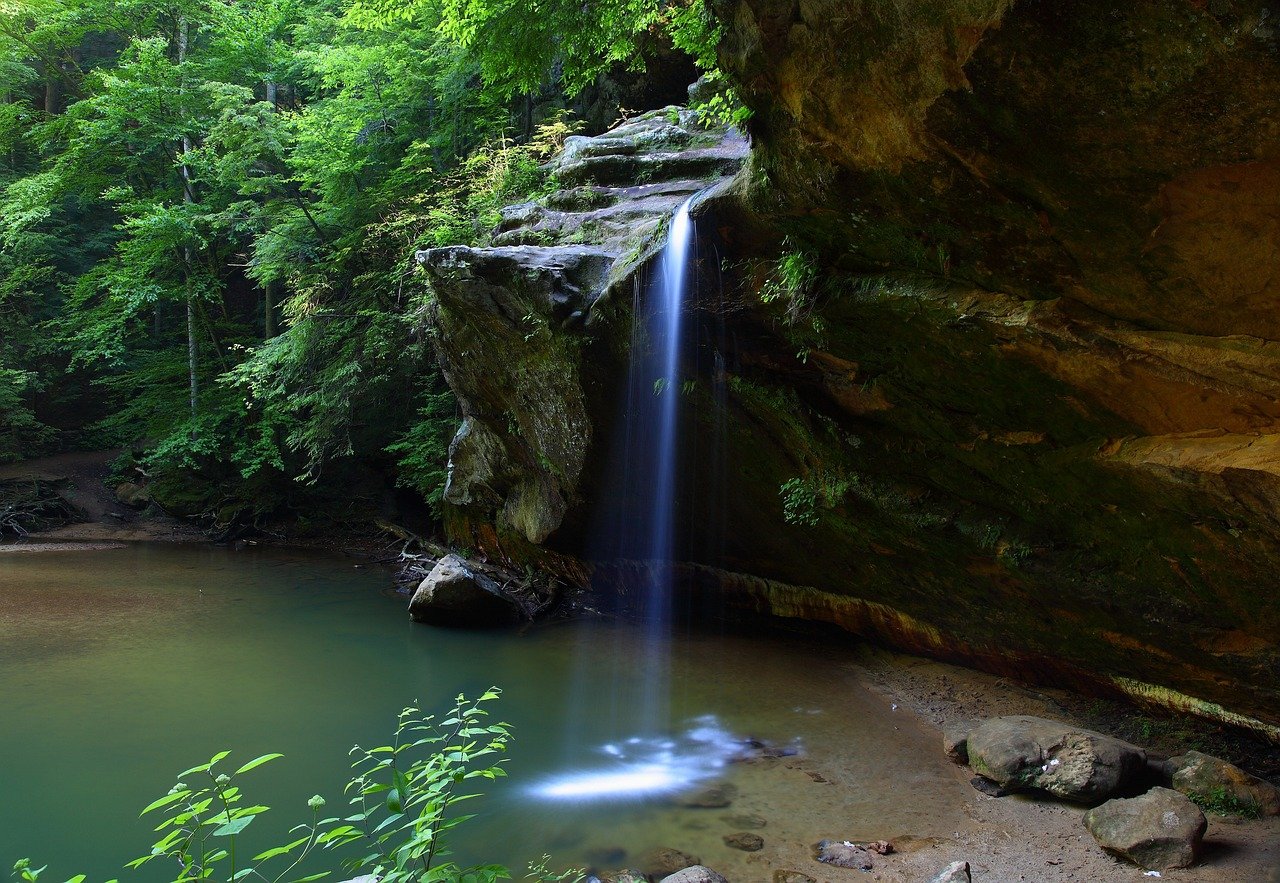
[815,839,874,870]
[723,832,763,851]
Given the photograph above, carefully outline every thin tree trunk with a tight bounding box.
[43,70,59,115]
[263,81,279,339]
[179,17,197,419]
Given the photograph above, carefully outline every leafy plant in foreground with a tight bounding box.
[13,690,579,883]
[322,690,514,882]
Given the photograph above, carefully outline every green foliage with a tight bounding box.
[759,240,820,326]
[1186,786,1263,819]
[779,477,820,527]
[12,691,583,883]
[0,368,56,462]
[780,472,850,527]
[323,690,514,882]
[386,390,457,512]
[0,0,728,531]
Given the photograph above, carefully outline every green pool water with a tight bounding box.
[0,542,964,880]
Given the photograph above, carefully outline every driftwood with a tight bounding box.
[0,479,80,536]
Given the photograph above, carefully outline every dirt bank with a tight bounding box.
[0,451,202,542]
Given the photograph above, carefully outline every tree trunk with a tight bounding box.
[179,17,197,419]
[43,70,59,115]
[263,81,280,339]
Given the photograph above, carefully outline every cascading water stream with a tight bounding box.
[637,196,693,724]
[529,197,746,802]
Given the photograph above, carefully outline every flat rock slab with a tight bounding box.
[965,715,1147,803]
[1083,786,1207,870]
[1169,749,1280,816]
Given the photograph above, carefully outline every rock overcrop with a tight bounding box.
[417,108,746,552]
[963,715,1147,803]
[1083,786,1207,870]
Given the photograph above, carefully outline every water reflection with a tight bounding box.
[530,715,738,801]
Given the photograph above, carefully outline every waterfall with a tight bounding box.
[636,196,693,723]
[530,197,743,802]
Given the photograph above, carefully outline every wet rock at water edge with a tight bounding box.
[1083,786,1206,870]
[814,839,875,870]
[674,781,737,808]
[965,715,1147,803]
[720,813,766,829]
[640,846,701,878]
[723,832,763,851]
[407,554,522,627]
[928,860,971,883]
[772,873,816,883]
[658,867,729,883]
[1168,750,1280,816]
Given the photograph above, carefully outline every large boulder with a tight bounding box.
[965,716,1146,804]
[1083,787,1207,870]
[1169,750,1280,816]
[407,554,522,627]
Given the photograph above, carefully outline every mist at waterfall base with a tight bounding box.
[530,198,746,804]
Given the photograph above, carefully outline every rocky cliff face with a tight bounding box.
[421,1,1280,735]
[700,0,1280,730]
[417,110,746,565]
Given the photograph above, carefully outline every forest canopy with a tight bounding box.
[0,0,721,532]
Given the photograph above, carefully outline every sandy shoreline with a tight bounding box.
[841,648,1280,882]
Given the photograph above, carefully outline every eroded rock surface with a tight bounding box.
[928,861,971,883]
[418,0,1280,731]
[418,109,746,557]
[1083,787,1207,870]
[1169,749,1280,816]
[965,716,1147,804]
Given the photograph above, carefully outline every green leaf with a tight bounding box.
[234,753,284,775]
[253,836,310,861]
[139,791,189,816]
[212,816,255,837]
